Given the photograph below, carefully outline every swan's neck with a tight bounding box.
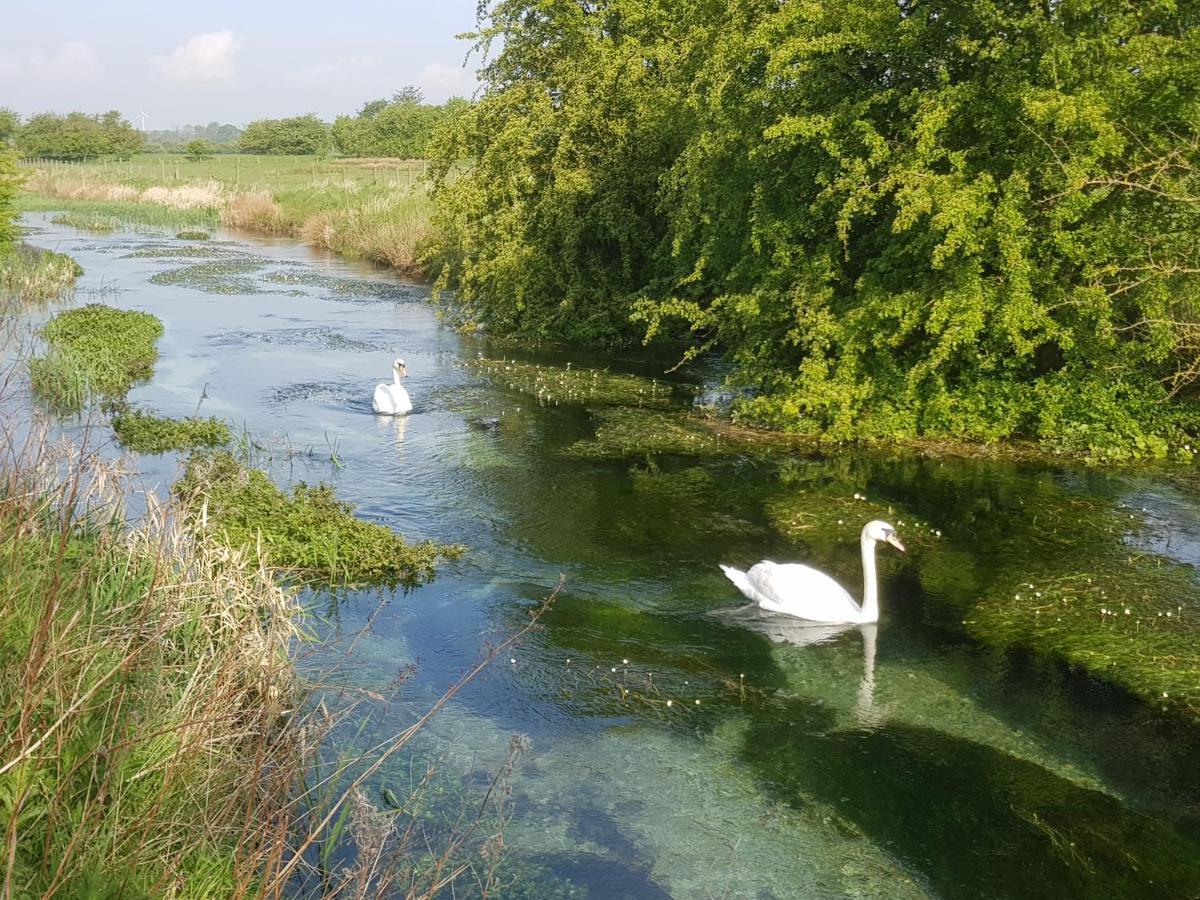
[393,369,403,386]
[859,535,880,623]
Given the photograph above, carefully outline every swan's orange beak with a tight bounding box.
[885,533,906,552]
[399,364,408,377]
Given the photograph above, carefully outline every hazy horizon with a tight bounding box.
[0,0,481,128]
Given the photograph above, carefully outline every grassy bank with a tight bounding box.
[0,430,302,897]
[0,243,82,306]
[21,155,434,276]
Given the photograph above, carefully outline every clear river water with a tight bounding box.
[14,214,1200,899]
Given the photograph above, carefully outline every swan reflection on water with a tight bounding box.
[713,605,881,728]
[375,409,409,447]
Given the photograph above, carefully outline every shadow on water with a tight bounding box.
[739,698,1200,899]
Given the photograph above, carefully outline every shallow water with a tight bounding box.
[15,214,1200,899]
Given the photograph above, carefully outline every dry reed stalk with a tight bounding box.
[220,191,289,235]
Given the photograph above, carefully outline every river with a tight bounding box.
[15,213,1200,899]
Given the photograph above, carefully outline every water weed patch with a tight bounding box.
[470,357,695,410]
[0,243,81,306]
[50,211,120,233]
[29,304,162,413]
[175,451,464,587]
[111,409,231,453]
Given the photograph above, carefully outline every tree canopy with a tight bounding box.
[429,0,1200,456]
[331,89,470,158]
[239,115,329,155]
[17,111,144,159]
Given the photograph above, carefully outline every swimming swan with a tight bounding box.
[372,358,412,416]
[720,520,905,624]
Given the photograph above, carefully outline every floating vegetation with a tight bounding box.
[0,243,82,305]
[124,244,236,260]
[29,304,162,413]
[175,451,464,587]
[565,407,812,459]
[211,327,390,354]
[176,230,211,240]
[149,258,271,294]
[469,357,696,410]
[51,211,121,233]
[263,269,425,303]
[111,409,231,453]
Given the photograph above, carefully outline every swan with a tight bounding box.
[372,358,412,416]
[720,520,905,624]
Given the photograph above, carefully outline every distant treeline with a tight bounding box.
[428,0,1200,457]
[330,89,469,158]
[240,89,468,157]
[0,87,470,159]
[144,122,243,154]
[2,109,143,159]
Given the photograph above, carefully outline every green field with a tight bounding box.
[21,154,437,274]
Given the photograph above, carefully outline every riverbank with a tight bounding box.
[19,154,433,275]
[0,425,303,896]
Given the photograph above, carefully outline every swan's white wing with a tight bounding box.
[373,383,412,415]
[746,562,860,623]
[372,382,392,413]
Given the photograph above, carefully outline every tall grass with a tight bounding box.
[0,414,560,898]
[300,192,434,275]
[0,244,82,307]
[220,191,287,234]
[0,424,303,898]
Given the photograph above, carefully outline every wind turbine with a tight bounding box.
[139,110,150,132]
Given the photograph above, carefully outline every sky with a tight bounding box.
[0,0,483,128]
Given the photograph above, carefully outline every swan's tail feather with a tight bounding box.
[720,564,754,601]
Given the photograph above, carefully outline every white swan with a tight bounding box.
[720,520,905,624]
[372,358,412,416]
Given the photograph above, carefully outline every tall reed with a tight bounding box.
[0,409,557,897]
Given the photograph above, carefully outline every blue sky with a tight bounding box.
[0,1,482,127]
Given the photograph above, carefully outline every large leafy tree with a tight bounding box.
[431,0,1200,454]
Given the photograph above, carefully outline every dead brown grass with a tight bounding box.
[220,190,289,234]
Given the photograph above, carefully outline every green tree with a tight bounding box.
[239,115,328,155]
[17,111,143,158]
[0,149,22,253]
[185,139,215,161]
[431,0,1200,456]
[331,89,463,159]
[0,108,19,145]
